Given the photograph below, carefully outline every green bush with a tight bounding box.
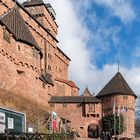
[102,114,123,135]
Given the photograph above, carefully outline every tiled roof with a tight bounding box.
[97,72,137,98]
[49,96,101,103]
[22,0,44,7]
[55,78,66,83]
[82,87,91,96]
[55,78,79,89]
[57,47,71,61]
[67,81,79,89]
[0,7,43,58]
[39,72,54,86]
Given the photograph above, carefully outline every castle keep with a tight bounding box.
[0,0,137,139]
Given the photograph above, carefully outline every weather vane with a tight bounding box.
[118,60,120,72]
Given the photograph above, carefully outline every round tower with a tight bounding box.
[97,72,137,138]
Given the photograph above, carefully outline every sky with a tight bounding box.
[19,0,140,97]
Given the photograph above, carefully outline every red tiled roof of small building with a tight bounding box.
[67,80,79,89]
[55,78,79,89]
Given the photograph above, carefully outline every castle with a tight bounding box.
[0,0,137,139]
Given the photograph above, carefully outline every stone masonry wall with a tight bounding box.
[50,103,102,138]
[102,94,135,138]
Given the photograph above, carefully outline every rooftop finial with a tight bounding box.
[14,0,17,7]
[118,60,120,72]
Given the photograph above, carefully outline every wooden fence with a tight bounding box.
[0,131,75,140]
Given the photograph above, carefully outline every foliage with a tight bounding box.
[135,118,140,137]
[102,114,123,135]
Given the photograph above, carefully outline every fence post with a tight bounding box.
[5,129,9,140]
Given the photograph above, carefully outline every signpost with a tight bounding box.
[0,107,26,133]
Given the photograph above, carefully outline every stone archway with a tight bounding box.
[88,123,99,138]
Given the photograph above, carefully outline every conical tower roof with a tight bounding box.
[82,87,91,96]
[0,7,43,58]
[22,0,44,7]
[97,72,137,98]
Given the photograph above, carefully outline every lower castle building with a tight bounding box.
[49,72,137,138]
[0,0,137,139]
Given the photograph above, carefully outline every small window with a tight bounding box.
[90,114,96,117]
[89,104,95,112]
[17,45,21,51]
[63,103,67,108]
[123,95,128,100]
[48,65,51,71]
[42,83,45,89]
[3,30,11,43]
[16,70,25,76]
[97,114,99,117]
[80,127,83,129]
[77,103,80,107]
[48,53,51,59]
[50,103,54,108]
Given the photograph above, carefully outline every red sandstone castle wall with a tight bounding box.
[50,103,102,138]
[25,5,58,37]
[102,94,135,138]
[0,0,78,109]
[0,25,51,107]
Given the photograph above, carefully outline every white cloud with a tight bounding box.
[93,0,135,24]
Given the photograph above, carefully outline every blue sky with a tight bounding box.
[72,0,140,69]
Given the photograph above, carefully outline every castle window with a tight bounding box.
[90,114,96,117]
[80,127,83,129]
[89,104,95,113]
[63,103,67,108]
[42,83,45,89]
[3,29,11,43]
[97,114,99,117]
[17,45,21,51]
[50,103,54,108]
[123,95,128,100]
[16,70,25,76]
[48,53,51,59]
[48,65,51,71]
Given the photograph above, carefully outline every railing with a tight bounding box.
[0,131,75,140]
